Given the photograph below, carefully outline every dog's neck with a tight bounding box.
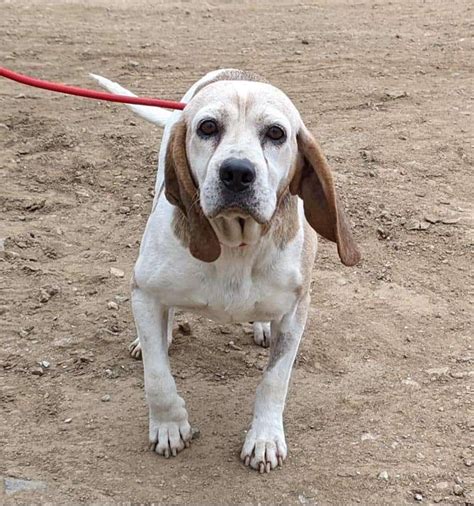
[172,191,299,259]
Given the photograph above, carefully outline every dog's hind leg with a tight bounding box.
[129,308,175,360]
[252,321,271,348]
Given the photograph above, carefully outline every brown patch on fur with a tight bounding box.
[290,127,361,267]
[192,69,267,98]
[270,191,299,249]
[267,331,291,370]
[165,120,221,262]
[172,207,191,247]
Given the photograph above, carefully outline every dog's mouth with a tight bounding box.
[209,213,262,249]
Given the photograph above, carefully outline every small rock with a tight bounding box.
[301,39,309,45]
[115,294,129,303]
[110,267,125,278]
[191,427,200,440]
[402,378,420,388]
[453,484,464,496]
[406,219,430,231]
[31,367,44,376]
[4,477,47,495]
[178,322,191,335]
[40,360,50,369]
[118,206,131,214]
[377,227,390,240]
[228,341,243,351]
[107,301,119,310]
[426,367,449,376]
[0,237,5,252]
[219,326,232,335]
[39,285,60,303]
[97,250,116,262]
[64,418,72,424]
[414,493,423,501]
[378,470,389,481]
[101,394,111,402]
[450,371,465,379]
[424,214,440,224]
[463,458,472,467]
[129,60,139,67]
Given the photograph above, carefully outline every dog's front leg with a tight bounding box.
[132,288,191,457]
[241,295,310,473]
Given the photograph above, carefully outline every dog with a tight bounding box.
[91,69,360,473]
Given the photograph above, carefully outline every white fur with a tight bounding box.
[99,69,319,472]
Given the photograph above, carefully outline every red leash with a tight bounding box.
[0,66,186,110]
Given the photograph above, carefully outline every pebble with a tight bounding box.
[110,267,125,278]
[453,484,464,496]
[31,367,44,376]
[64,418,72,424]
[107,301,119,310]
[40,360,50,369]
[361,432,378,441]
[228,341,243,351]
[426,367,449,375]
[377,470,389,481]
[39,285,60,303]
[414,493,423,501]
[101,394,111,402]
[97,250,116,262]
[464,458,472,467]
[406,219,430,231]
[191,427,200,440]
[402,378,420,388]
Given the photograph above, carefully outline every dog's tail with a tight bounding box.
[89,73,173,127]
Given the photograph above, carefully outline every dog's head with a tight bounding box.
[165,71,360,266]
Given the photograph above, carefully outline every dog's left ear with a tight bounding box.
[290,126,361,266]
[164,120,221,262]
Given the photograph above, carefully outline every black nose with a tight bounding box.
[219,158,256,193]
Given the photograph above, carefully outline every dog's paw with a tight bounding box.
[240,424,287,473]
[149,401,192,458]
[128,337,142,359]
[253,321,271,348]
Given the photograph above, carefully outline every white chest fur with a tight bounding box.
[135,226,304,324]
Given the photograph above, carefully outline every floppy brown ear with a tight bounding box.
[290,126,361,266]
[164,120,221,262]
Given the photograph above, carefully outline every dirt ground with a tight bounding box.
[0,0,472,504]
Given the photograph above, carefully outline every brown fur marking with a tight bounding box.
[270,191,299,249]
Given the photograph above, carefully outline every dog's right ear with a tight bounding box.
[164,120,221,262]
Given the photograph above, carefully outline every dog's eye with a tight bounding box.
[198,119,219,137]
[266,125,286,142]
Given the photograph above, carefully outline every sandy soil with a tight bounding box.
[1,0,472,504]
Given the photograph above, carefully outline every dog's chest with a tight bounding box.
[162,254,301,323]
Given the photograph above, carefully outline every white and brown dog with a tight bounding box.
[92,69,360,473]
